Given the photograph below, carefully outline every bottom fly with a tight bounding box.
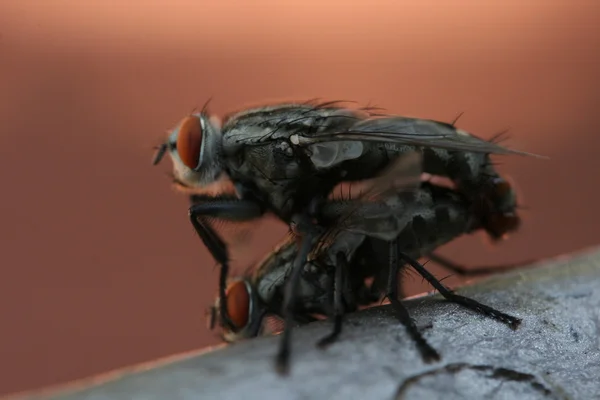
[208,182,523,373]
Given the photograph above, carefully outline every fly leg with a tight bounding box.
[427,252,538,277]
[400,252,521,330]
[388,239,441,362]
[188,195,265,332]
[317,251,347,348]
[275,211,322,375]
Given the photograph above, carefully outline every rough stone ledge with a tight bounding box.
[9,246,600,400]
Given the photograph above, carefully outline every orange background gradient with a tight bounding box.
[1,0,599,396]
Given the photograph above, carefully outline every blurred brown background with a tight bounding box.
[1,0,599,396]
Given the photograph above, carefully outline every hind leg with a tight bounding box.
[427,252,537,277]
[403,253,521,330]
[388,240,441,362]
[317,252,347,348]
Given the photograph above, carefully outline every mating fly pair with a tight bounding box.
[152,100,543,372]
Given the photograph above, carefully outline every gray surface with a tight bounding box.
[13,247,600,400]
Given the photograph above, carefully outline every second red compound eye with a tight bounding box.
[176,116,203,169]
[225,280,250,331]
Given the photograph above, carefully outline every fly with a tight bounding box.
[208,180,528,373]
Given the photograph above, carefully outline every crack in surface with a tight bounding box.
[395,363,563,399]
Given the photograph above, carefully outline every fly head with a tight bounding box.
[210,278,265,342]
[154,112,225,189]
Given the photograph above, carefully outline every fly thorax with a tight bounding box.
[276,140,294,156]
[285,161,301,177]
[256,263,289,304]
[226,135,302,185]
[255,247,320,305]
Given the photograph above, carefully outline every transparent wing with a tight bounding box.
[314,151,424,255]
[350,151,423,202]
[298,116,545,158]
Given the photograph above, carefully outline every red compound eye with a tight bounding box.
[176,116,203,169]
[225,280,250,331]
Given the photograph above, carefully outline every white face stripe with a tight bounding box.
[196,113,207,170]
[167,127,182,164]
[167,127,179,144]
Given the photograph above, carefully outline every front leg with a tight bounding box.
[317,251,347,348]
[275,211,323,375]
[188,195,265,331]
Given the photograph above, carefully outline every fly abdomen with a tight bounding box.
[401,188,475,260]
[420,146,521,241]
